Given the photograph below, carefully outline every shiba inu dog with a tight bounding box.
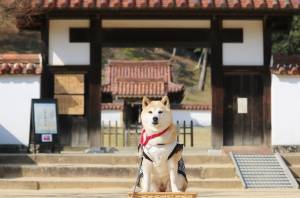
[138,96,188,192]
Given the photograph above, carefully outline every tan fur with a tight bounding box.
[139,96,188,192]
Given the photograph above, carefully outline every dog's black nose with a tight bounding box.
[153,117,158,122]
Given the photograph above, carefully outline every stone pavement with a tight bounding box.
[0,188,300,198]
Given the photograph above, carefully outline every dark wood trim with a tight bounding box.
[69,28,90,43]
[263,17,272,68]
[223,66,268,75]
[211,16,224,149]
[40,17,53,98]
[102,42,210,48]
[45,11,298,19]
[51,24,242,48]
[223,65,266,68]
[263,16,272,146]
[102,28,210,43]
[49,66,91,74]
[49,13,289,20]
[69,28,215,45]
[87,15,102,147]
[222,28,243,43]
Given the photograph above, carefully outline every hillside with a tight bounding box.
[102,48,212,104]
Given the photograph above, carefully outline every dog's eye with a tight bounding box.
[158,111,163,114]
[148,111,152,114]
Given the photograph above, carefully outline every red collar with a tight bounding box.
[140,127,169,146]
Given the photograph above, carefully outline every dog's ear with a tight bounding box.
[161,96,170,108]
[142,97,151,109]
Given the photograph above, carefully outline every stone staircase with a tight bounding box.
[0,153,242,190]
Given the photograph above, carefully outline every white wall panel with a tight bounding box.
[0,76,40,145]
[223,20,264,66]
[101,110,123,127]
[272,75,300,145]
[49,20,90,65]
[172,110,211,127]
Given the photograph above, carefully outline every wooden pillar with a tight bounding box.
[211,16,224,149]
[263,16,272,146]
[88,16,102,147]
[40,17,53,98]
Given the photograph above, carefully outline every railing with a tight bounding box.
[100,120,194,147]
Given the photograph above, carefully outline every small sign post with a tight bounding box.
[30,99,60,153]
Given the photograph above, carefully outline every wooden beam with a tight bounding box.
[70,28,90,43]
[87,16,102,147]
[222,28,243,43]
[223,66,267,75]
[211,16,224,149]
[102,28,210,44]
[67,27,243,47]
[40,17,53,98]
[49,66,92,74]
[263,16,272,147]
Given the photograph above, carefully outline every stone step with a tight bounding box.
[0,164,236,179]
[0,154,232,165]
[0,177,242,190]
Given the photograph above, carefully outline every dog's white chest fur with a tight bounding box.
[143,141,177,168]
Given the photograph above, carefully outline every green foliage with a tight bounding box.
[272,16,300,55]
[0,31,41,53]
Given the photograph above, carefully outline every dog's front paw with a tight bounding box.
[171,188,181,192]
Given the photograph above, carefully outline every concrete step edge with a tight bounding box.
[0,177,241,182]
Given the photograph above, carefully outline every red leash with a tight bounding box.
[140,127,169,146]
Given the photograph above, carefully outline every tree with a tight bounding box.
[193,48,209,91]
[272,16,300,55]
[0,0,33,34]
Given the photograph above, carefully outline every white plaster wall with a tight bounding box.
[223,20,264,66]
[272,74,300,145]
[0,76,40,145]
[172,110,211,127]
[101,110,123,127]
[49,20,90,65]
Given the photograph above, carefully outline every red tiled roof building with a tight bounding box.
[101,60,184,103]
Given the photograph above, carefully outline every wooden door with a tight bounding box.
[223,75,264,146]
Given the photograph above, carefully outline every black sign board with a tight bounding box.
[30,99,60,153]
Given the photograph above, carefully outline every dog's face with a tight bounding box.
[141,96,172,131]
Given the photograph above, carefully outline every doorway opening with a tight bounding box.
[100,47,212,148]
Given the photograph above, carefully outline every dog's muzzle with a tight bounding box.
[152,117,159,125]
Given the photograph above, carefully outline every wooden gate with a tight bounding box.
[223,74,264,146]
